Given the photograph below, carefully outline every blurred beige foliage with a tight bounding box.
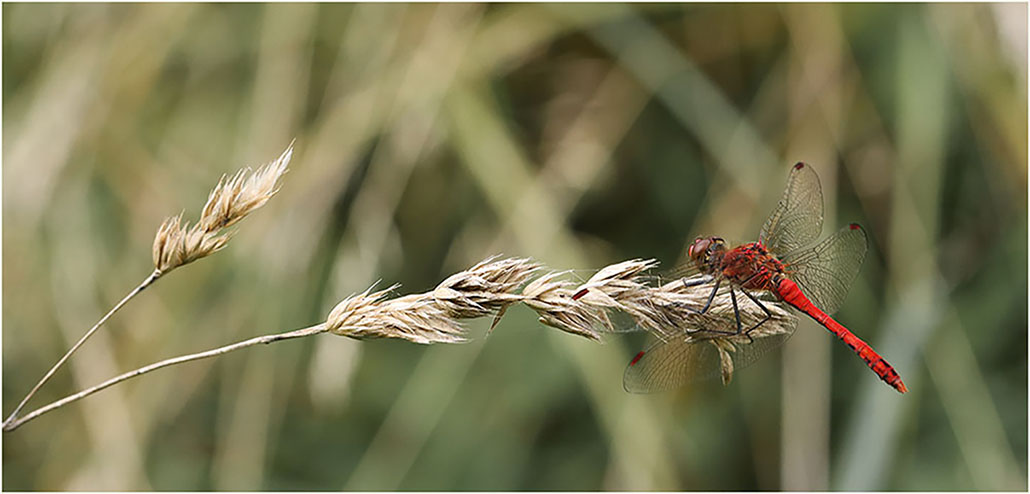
[2,3,1026,491]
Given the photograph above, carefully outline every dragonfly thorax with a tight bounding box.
[719,242,784,290]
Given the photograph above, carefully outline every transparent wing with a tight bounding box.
[781,223,868,315]
[759,163,824,256]
[623,330,797,393]
[623,286,799,394]
[623,334,723,393]
[724,329,796,369]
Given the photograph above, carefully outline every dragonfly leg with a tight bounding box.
[674,277,722,315]
[697,278,721,314]
[681,275,712,289]
[700,285,741,337]
[739,288,773,341]
[730,287,744,337]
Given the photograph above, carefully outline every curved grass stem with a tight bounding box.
[3,324,328,432]
[2,270,162,429]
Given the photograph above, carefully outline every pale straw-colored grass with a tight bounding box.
[328,287,466,344]
[321,255,795,387]
[520,271,610,341]
[523,260,795,384]
[152,141,293,275]
[327,256,540,344]
[3,253,795,431]
[3,141,295,431]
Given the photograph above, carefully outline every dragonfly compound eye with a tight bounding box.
[688,238,711,262]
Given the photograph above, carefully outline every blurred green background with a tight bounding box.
[2,3,1026,491]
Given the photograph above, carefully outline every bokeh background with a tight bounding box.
[2,3,1026,491]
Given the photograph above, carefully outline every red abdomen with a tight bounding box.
[775,278,907,393]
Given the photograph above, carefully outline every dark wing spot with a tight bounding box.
[794,162,805,170]
[849,223,861,230]
[572,288,589,301]
[630,351,645,366]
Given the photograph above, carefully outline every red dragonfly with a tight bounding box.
[624,163,907,394]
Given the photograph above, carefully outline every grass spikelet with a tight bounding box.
[568,259,669,336]
[152,214,234,274]
[198,141,293,231]
[520,271,609,341]
[432,256,539,319]
[151,141,293,275]
[326,285,467,344]
[712,339,736,386]
[650,276,796,343]
[326,256,540,344]
[522,260,797,350]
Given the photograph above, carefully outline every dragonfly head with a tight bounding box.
[687,236,726,269]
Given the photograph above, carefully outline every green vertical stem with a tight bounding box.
[836,11,948,490]
[779,4,848,489]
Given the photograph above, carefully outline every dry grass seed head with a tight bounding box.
[432,256,540,319]
[326,257,542,345]
[652,276,797,342]
[151,141,293,275]
[520,271,609,341]
[518,259,798,347]
[619,276,727,338]
[712,339,736,385]
[152,214,233,274]
[199,142,293,231]
[326,285,467,344]
[568,259,671,335]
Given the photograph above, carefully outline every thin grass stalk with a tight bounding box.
[3,255,783,433]
[2,142,293,429]
[3,324,328,432]
[2,270,160,428]
[3,256,537,431]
